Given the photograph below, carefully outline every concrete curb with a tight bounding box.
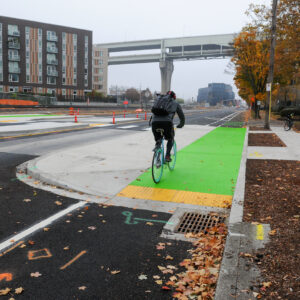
[24,157,96,197]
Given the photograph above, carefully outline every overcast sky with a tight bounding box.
[2,0,270,100]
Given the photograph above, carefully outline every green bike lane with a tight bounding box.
[118,127,246,209]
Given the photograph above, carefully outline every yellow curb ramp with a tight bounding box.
[118,185,232,208]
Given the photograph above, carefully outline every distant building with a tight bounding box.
[92,45,108,96]
[197,83,235,105]
[0,16,92,97]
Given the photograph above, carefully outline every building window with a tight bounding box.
[8,73,19,82]
[47,30,58,41]
[8,61,20,73]
[9,86,18,92]
[47,77,56,85]
[0,85,3,92]
[8,25,20,36]
[62,89,66,96]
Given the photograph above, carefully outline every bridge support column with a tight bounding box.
[159,59,174,94]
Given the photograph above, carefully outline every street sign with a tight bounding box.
[266,83,271,91]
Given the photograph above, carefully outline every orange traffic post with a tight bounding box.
[113,112,115,124]
[124,111,126,118]
[144,111,147,120]
[136,113,139,118]
[74,112,78,123]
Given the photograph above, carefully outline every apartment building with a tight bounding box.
[0,16,92,97]
[92,45,108,96]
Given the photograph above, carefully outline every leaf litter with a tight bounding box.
[159,224,227,299]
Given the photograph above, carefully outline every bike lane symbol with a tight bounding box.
[122,211,173,225]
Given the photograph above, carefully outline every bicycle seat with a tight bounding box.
[156,128,164,135]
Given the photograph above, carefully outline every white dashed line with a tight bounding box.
[0,201,86,254]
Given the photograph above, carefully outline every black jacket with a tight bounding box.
[152,100,185,128]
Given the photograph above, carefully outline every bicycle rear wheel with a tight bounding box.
[152,148,163,183]
[284,119,292,131]
[168,141,177,171]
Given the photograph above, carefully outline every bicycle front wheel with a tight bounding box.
[152,148,163,183]
[168,141,177,171]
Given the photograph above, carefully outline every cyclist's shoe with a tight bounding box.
[165,155,172,163]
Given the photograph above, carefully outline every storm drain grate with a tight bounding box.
[175,212,226,234]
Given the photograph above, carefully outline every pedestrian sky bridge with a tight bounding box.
[96,33,236,93]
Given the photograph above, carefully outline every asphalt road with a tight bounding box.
[0,107,244,299]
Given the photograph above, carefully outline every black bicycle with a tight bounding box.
[151,128,177,184]
[283,113,294,131]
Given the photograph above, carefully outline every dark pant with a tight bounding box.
[152,121,174,156]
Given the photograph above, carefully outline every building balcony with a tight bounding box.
[8,30,20,37]
[8,42,20,49]
[47,70,58,77]
[47,47,58,53]
[47,35,58,42]
[47,59,58,65]
[8,55,20,61]
[8,68,21,74]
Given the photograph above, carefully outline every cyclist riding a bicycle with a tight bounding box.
[151,91,185,162]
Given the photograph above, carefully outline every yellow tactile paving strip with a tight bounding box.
[118,185,232,208]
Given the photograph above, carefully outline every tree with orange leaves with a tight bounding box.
[232,30,270,118]
[233,0,300,115]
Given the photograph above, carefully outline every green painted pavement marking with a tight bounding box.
[0,114,59,118]
[130,127,246,196]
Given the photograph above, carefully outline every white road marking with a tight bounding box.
[117,125,138,129]
[207,111,241,126]
[0,201,85,254]
[142,127,151,131]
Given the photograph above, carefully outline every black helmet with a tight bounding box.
[167,91,176,99]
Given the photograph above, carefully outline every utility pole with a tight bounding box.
[264,0,278,129]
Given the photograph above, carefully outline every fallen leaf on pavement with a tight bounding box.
[155,280,163,285]
[146,222,154,226]
[20,244,26,248]
[165,255,173,260]
[78,286,86,290]
[156,245,165,250]
[269,229,276,236]
[138,274,147,280]
[152,214,158,217]
[88,226,96,230]
[66,220,71,223]
[23,198,31,202]
[169,276,177,281]
[43,228,50,232]
[63,246,69,250]
[30,272,42,277]
[162,286,171,290]
[102,220,106,223]
[78,230,83,233]
[77,215,83,218]
[111,270,120,275]
[0,288,11,296]
[55,201,62,206]
[28,240,35,245]
[15,287,24,294]
[262,282,272,288]
[153,275,160,279]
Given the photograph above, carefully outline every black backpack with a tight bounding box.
[151,95,174,116]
